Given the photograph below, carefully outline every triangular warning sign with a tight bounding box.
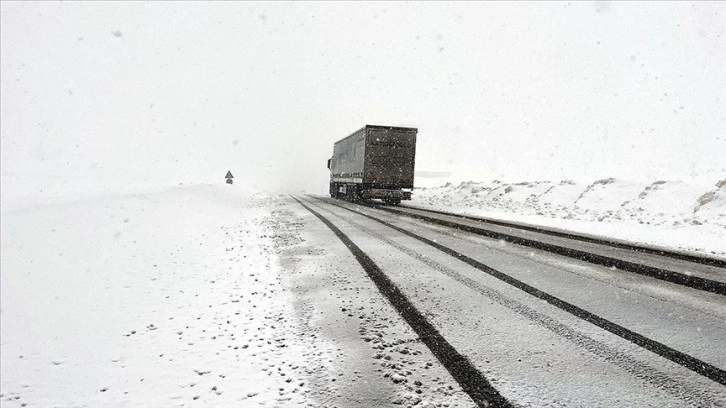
[225,171,234,179]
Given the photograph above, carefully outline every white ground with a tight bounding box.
[0,184,472,407]
[411,177,726,258]
[307,198,726,407]
[2,181,725,407]
[1,184,315,406]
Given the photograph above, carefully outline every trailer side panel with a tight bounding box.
[330,127,366,184]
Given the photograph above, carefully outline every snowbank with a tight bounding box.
[411,178,726,258]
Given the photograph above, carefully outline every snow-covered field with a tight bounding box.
[0,184,471,407]
[411,178,726,258]
[1,184,316,406]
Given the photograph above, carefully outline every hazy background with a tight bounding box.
[2,1,725,208]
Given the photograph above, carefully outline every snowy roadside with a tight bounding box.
[0,185,473,407]
[266,197,475,408]
[411,178,726,258]
[0,184,321,406]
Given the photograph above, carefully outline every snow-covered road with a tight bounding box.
[2,186,725,407]
[381,204,726,288]
[297,196,726,406]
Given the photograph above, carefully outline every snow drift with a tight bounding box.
[411,178,726,257]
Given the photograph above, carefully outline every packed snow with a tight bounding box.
[411,178,726,258]
[0,184,473,407]
[295,197,726,407]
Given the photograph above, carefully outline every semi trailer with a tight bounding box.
[327,125,417,205]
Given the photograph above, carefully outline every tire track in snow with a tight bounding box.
[427,221,726,322]
[315,197,726,388]
[392,188,726,269]
[305,197,724,406]
[292,196,513,408]
[370,203,726,295]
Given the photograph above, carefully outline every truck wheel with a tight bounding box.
[348,188,360,202]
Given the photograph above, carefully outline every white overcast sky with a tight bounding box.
[1,1,725,203]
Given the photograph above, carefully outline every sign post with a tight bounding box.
[225,170,234,184]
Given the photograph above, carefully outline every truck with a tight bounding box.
[327,124,417,205]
